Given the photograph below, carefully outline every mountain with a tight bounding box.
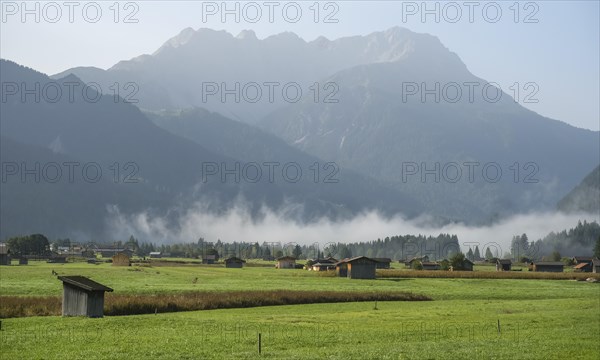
[557,165,600,214]
[1,59,420,239]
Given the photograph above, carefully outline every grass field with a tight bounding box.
[0,261,599,359]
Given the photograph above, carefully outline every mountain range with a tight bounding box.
[1,27,598,239]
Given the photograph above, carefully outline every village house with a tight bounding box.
[496,259,512,271]
[335,256,378,279]
[0,243,9,265]
[276,256,296,269]
[224,257,245,268]
[373,258,392,269]
[111,252,131,266]
[405,256,429,268]
[58,276,113,317]
[531,261,564,272]
[573,262,592,272]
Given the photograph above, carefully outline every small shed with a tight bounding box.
[335,256,377,279]
[276,256,296,269]
[18,258,28,265]
[0,243,9,265]
[58,276,113,317]
[202,254,216,264]
[531,262,564,272]
[406,256,429,268]
[462,258,474,271]
[496,259,512,271]
[225,257,245,268]
[111,252,131,266]
[149,252,162,259]
[373,258,392,269]
[592,259,600,274]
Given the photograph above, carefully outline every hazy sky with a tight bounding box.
[1,0,598,130]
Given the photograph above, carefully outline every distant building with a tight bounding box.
[531,262,564,272]
[202,255,216,264]
[149,252,162,259]
[573,262,592,272]
[311,262,336,271]
[405,256,429,268]
[373,258,392,269]
[461,258,474,271]
[0,243,9,265]
[111,253,131,266]
[97,248,133,258]
[592,259,600,274]
[224,257,245,268]
[335,256,377,279]
[276,256,297,269]
[58,276,113,317]
[421,262,441,271]
[496,259,512,271]
[47,255,67,263]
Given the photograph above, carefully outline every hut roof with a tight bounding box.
[58,276,113,292]
[497,259,512,265]
[335,256,377,265]
[573,263,590,269]
[276,256,296,261]
[225,257,246,263]
[373,258,392,263]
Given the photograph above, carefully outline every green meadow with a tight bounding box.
[0,261,599,359]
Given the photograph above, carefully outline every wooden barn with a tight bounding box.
[531,262,564,272]
[149,252,162,259]
[496,259,512,271]
[335,256,377,279]
[58,276,113,317]
[202,255,216,264]
[374,258,392,269]
[111,252,131,266]
[593,259,600,274]
[572,256,593,264]
[405,256,429,268]
[0,243,9,265]
[225,257,245,268]
[276,256,296,269]
[573,262,592,272]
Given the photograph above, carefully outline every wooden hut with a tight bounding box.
[335,256,377,279]
[311,262,336,271]
[531,262,564,272]
[18,258,28,265]
[0,243,9,265]
[225,257,245,268]
[276,256,296,269]
[496,259,512,271]
[111,252,131,266]
[462,258,474,271]
[202,255,216,264]
[149,252,162,259]
[573,262,592,272]
[421,262,441,270]
[57,276,113,317]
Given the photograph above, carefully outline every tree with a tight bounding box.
[7,234,50,257]
[551,251,561,262]
[449,252,466,270]
[275,250,283,258]
[292,244,302,259]
[339,245,352,259]
[466,248,474,261]
[594,236,600,259]
[485,247,493,260]
[473,246,481,261]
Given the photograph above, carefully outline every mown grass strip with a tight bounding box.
[0,290,430,318]
[377,269,600,280]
